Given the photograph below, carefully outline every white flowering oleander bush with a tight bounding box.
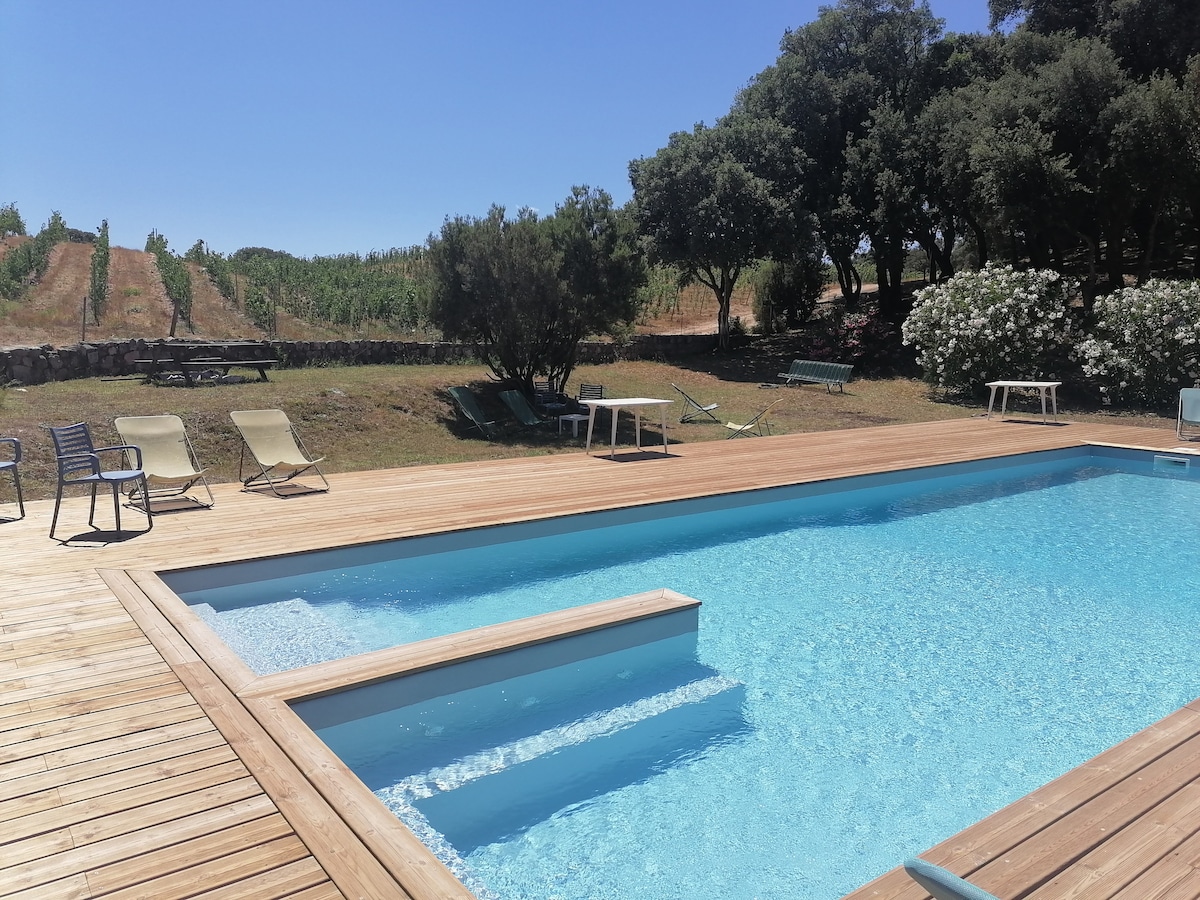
[1076,279,1200,406]
[901,264,1078,392]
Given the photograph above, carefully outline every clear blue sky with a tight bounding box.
[3,0,992,259]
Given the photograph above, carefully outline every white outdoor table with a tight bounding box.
[583,398,672,457]
[986,380,1062,422]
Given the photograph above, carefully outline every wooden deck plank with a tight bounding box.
[184,857,337,900]
[0,795,278,897]
[1,729,229,798]
[1,419,1196,900]
[84,818,304,898]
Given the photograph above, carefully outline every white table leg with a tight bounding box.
[987,384,999,419]
[634,409,643,450]
[1050,386,1059,422]
[1039,388,1048,420]
[609,406,619,458]
[660,405,669,454]
[584,407,597,453]
[1000,386,1011,419]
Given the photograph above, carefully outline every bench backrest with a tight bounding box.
[789,360,853,380]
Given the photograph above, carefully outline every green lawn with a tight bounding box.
[0,360,1171,503]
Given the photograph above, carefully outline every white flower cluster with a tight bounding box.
[902,264,1077,391]
[1076,279,1200,404]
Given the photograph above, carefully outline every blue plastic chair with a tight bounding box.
[0,437,23,520]
[49,422,153,540]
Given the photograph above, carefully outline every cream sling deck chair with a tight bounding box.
[724,398,783,438]
[115,414,214,511]
[230,409,329,497]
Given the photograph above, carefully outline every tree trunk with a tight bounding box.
[963,212,988,267]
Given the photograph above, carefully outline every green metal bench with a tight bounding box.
[777,359,853,392]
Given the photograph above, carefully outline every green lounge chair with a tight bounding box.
[1178,388,1200,440]
[903,859,1000,900]
[447,386,501,440]
[500,389,552,427]
[672,383,720,423]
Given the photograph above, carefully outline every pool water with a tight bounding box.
[174,449,1200,899]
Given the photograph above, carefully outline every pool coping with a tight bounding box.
[105,569,702,900]
[9,419,1185,899]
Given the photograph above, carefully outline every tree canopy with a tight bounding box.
[427,186,644,391]
[629,116,807,346]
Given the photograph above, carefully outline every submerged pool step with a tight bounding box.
[377,674,747,853]
[192,598,370,674]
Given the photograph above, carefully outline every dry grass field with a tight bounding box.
[0,359,1173,506]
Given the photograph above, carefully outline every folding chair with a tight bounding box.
[230,409,329,497]
[0,437,24,521]
[49,422,153,539]
[115,415,214,511]
[671,383,720,423]
[725,399,783,438]
[447,386,501,439]
[500,390,552,427]
[1178,388,1200,440]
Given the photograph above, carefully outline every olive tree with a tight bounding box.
[629,116,802,348]
[427,186,644,392]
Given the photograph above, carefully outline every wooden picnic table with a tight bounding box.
[134,341,277,385]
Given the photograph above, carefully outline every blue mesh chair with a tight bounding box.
[0,437,23,521]
[49,422,153,540]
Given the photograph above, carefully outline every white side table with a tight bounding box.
[558,413,590,437]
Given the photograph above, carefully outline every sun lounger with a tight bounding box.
[500,390,554,427]
[1178,388,1200,440]
[115,414,214,510]
[230,409,329,497]
[448,386,501,439]
[725,398,782,438]
[671,383,720,423]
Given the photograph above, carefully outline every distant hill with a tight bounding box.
[0,240,359,348]
[0,238,755,348]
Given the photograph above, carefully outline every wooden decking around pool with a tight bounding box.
[2,416,1199,899]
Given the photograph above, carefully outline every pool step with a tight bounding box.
[377,674,747,853]
[191,598,369,673]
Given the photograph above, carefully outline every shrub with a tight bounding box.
[1076,279,1200,406]
[801,304,914,376]
[901,265,1078,392]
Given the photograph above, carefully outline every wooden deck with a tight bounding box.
[2,416,1198,899]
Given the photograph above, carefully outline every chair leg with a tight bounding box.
[111,483,122,532]
[87,483,99,528]
[49,483,65,539]
[6,467,22,520]
[139,476,154,530]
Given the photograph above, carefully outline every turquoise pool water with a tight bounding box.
[170,447,1200,899]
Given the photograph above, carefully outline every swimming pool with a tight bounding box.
[165,446,1200,899]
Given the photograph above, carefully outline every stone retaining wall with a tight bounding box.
[0,334,717,386]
